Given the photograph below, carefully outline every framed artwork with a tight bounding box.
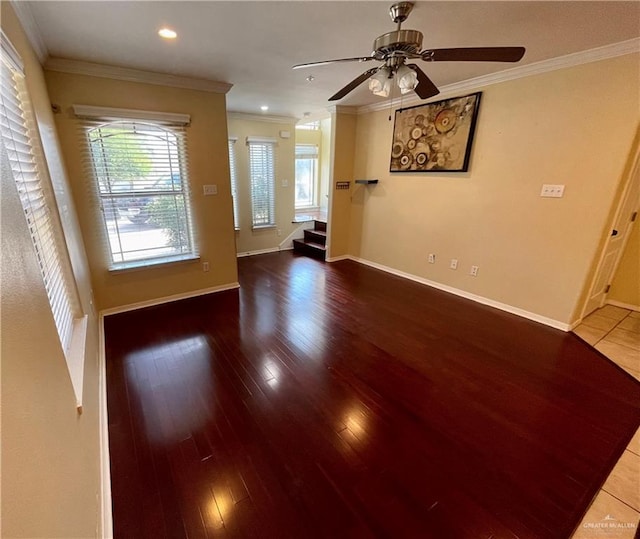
[390,92,482,173]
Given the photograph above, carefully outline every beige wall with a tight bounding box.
[348,54,640,325]
[227,114,297,254]
[328,109,358,259]
[1,3,102,537]
[45,70,238,310]
[609,221,640,308]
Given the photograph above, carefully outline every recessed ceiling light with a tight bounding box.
[260,105,269,111]
[158,28,177,39]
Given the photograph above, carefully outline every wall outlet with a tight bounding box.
[277,229,282,237]
[281,179,289,187]
[540,184,565,198]
[202,261,210,272]
[450,259,458,270]
[203,184,217,196]
[428,253,435,264]
[470,265,479,277]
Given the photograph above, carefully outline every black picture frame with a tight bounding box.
[390,92,482,173]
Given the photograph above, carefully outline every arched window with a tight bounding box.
[85,119,196,270]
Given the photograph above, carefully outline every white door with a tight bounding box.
[582,149,640,317]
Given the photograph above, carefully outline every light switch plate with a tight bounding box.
[203,184,217,196]
[281,179,289,187]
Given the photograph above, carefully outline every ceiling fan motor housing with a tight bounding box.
[373,29,424,60]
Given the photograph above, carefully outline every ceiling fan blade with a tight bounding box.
[329,67,380,101]
[406,64,440,100]
[422,47,526,63]
[293,56,375,70]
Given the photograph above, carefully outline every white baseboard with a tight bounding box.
[326,255,351,263]
[236,247,280,258]
[98,314,113,539]
[100,282,240,317]
[341,255,571,331]
[606,299,640,312]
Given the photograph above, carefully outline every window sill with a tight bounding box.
[108,254,200,273]
[66,315,88,413]
[251,224,277,231]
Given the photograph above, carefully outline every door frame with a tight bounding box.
[580,138,640,320]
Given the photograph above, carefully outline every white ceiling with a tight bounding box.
[22,1,640,120]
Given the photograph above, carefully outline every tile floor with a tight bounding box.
[571,305,640,538]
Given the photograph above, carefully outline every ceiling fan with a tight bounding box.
[293,2,525,101]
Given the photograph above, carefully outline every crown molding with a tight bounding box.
[44,57,233,94]
[227,111,297,124]
[358,38,640,114]
[10,0,48,64]
[327,105,359,115]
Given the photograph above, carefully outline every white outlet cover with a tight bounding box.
[282,179,289,187]
[450,259,458,269]
[540,184,565,198]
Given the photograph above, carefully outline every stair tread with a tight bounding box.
[307,229,327,237]
[293,239,327,251]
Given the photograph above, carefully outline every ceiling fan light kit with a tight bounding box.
[293,1,526,102]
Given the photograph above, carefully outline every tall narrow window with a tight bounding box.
[295,144,318,209]
[228,138,239,229]
[80,114,197,270]
[247,137,276,228]
[0,33,80,355]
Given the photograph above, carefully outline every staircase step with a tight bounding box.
[304,229,327,245]
[314,220,327,232]
[293,239,326,261]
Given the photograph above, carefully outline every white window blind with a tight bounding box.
[247,138,276,228]
[228,138,239,229]
[295,144,318,208]
[81,117,197,270]
[0,34,79,354]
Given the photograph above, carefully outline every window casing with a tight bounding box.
[295,144,319,209]
[247,138,276,228]
[83,118,197,270]
[228,138,239,229]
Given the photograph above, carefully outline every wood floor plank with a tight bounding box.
[104,252,640,538]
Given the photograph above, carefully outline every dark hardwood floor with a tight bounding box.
[104,252,640,538]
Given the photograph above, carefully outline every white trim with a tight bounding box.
[236,247,281,258]
[228,112,297,124]
[326,255,351,263]
[98,313,113,539]
[336,255,571,331]
[9,1,48,64]
[246,136,277,144]
[1,30,24,73]
[67,315,88,411]
[73,104,190,126]
[327,105,359,115]
[358,38,640,114]
[100,282,240,317]
[45,57,232,94]
[606,299,640,313]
